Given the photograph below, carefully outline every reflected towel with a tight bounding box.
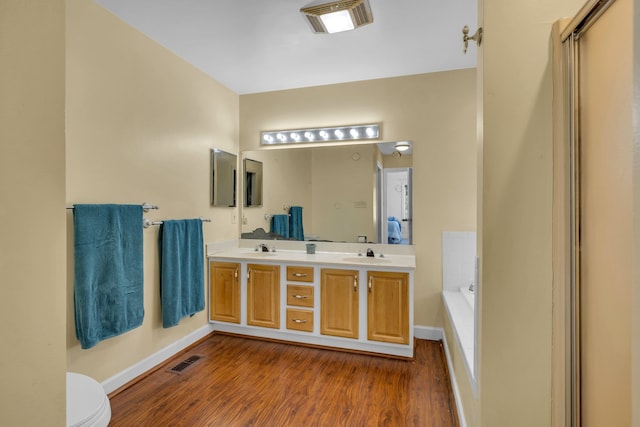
[73,204,144,349]
[158,219,205,328]
[289,206,304,241]
[388,217,402,244]
[270,214,289,239]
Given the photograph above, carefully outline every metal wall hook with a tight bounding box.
[462,25,483,54]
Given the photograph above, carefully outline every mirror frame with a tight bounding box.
[210,149,237,207]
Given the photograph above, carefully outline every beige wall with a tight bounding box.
[634,1,640,424]
[311,144,377,242]
[65,0,239,380]
[240,70,477,327]
[0,1,67,425]
[382,153,413,169]
[479,0,584,425]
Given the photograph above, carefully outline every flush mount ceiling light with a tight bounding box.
[301,0,374,34]
[394,141,411,152]
[261,124,380,146]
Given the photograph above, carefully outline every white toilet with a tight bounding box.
[66,372,111,427]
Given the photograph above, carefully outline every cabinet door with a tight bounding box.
[320,268,359,339]
[247,263,280,329]
[210,261,240,323]
[367,271,409,344]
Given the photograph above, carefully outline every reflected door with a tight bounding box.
[383,167,413,245]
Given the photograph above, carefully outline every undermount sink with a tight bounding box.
[342,257,392,264]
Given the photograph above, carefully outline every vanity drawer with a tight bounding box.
[287,285,314,308]
[286,309,314,332]
[286,266,314,283]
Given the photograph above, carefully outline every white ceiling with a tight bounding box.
[95,0,478,95]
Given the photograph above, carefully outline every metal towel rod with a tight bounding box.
[143,217,212,229]
[66,202,159,212]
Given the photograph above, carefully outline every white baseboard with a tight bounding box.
[101,324,215,394]
[413,325,444,341]
[414,325,466,427]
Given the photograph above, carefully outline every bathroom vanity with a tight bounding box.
[207,246,415,358]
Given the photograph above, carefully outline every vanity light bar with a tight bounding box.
[261,124,380,146]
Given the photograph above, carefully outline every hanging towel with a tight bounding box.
[289,206,304,241]
[270,214,289,239]
[158,219,205,328]
[73,204,144,349]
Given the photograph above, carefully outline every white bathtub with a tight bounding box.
[443,288,476,383]
[459,287,475,311]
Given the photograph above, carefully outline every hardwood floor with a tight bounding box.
[109,334,459,427]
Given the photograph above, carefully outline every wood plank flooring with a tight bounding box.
[108,334,459,427]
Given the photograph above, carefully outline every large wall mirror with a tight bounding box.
[243,158,263,207]
[211,149,237,207]
[240,142,413,245]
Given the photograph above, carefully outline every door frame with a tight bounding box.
[556,1,626,425]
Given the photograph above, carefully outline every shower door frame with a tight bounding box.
[559,0,626,425]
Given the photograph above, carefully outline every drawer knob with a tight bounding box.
[293,319,307,323]
[293,294,309,299]
[293,273,308,277]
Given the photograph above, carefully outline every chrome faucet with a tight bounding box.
[255,243,270,252]
[366,248,375,258]
[468,282,475,292]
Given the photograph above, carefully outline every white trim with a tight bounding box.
[414,325,467,427]
[212,322,414,358]
[413,325,443,341]
[101,324,215,394]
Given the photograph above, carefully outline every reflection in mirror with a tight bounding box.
[211,149,237,207]
[243,158,263,207]
[240,143,412,244]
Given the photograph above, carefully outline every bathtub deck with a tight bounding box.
[443,290,475,380]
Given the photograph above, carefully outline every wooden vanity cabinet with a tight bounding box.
[209,254,414,358]
[286,265,314,283]
[367,271,409,344]
[320,268,359,339]
[209,261,241,324]
[247,263,280,329]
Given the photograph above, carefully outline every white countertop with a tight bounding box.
[207,248,415,269]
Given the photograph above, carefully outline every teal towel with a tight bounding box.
[158,219,204,328]
[73,204,144,349]
[289,206,304,241]
[270,214,289,239]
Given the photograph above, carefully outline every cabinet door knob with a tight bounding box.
[234,268,238,280]
[247,269,251,281]
[368,276,372,292]
[353,275,358,292]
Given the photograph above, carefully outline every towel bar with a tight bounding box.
[265,213,291,220]
[143,217,212,229]
[66,202,159,211]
